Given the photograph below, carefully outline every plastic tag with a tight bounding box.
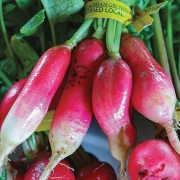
[35,110,54,132]
[131,1,168,33]
[85,0,132,25]
[175,107,180,121]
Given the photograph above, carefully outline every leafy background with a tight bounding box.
[1,0,180,102]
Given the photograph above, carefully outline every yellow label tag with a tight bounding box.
[175,107,180,121]
[35,110,54,132]
[85,0,132,25]
[131,1,168,33]
[144,1,168,15]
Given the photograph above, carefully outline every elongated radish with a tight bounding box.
[0,78,27,129]
[92,20,137,180]
[0,18,94,172]
[128,139,180,179]
[0,45,70,166]
[38,38,107,179]
[92,58,136,178]
[120,33,180,154]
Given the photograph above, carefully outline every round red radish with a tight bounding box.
[24,152,75,180]
[76,161,117,180]
[128,139,180,179]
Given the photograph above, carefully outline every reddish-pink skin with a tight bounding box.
[40,39,107,179]
[120,33,176,128]
[92,58,133,137]
[24,152,75,180]
[92,58,137,177]
[92,59,132,136]
[128,139,180,179]
[0,71,68,130]
[120,33,180,155]
[76,161,117,180]
[1,45,71,147]
[0,78,27,129]
[50,39,107,133]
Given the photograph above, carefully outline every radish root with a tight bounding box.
[0,141,17,173]
[38,152,64,180]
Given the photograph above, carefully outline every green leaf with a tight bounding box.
[0,81,10,102]
[2,0,12,3]
[173,12,180,32]
[40,0,84,25]
[119,0,140,7]
[15,0,35,9]
[0,57,17,80]
[20,9,45,36]
[136,0,151,9]
[3,3,17,14]
[10,35,39,78]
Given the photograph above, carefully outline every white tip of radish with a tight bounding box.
[165,125,180,155]
[38,152,63,180]
[0,141,16,174]
[39,125,86,179]
[108,134,129,180]
[117,173,128,180]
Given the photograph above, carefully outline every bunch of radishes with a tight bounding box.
[1,2,180,180]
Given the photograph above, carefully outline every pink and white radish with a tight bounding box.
[0,18,94,172]
[92,58,137,179]
[0,45,71,169]
[120,33,180,154]
[38,38,107,179]
[92,20,137,180]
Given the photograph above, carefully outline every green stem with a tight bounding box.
[0,1,16,60]
[77,146,91,164]
[44,130,49,137]
[106,19,122,57]
[22,140,33,161]
[67,154,81,169]
[49,21,56,46]
[0,70,13,87]
[39,30,46,53]
[150,0,171,78]
[92,18,108,40]
[65,18,94,49]
[29,133,38,152]
[38,0,46,53]
[165,1,180,101]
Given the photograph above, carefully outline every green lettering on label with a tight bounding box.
[85,0,132,25]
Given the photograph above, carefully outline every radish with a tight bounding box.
[128,139,180,179]
[0,78,27,129]
[24,152,75,180]
[92,20,137,180]
[76,161,117,180]
[120,33,180,154]
[38,38,107,179]
[0,45,70,168]
[0,71,68,128]
[0,18,94,171]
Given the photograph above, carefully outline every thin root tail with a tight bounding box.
[39,152,64,180]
